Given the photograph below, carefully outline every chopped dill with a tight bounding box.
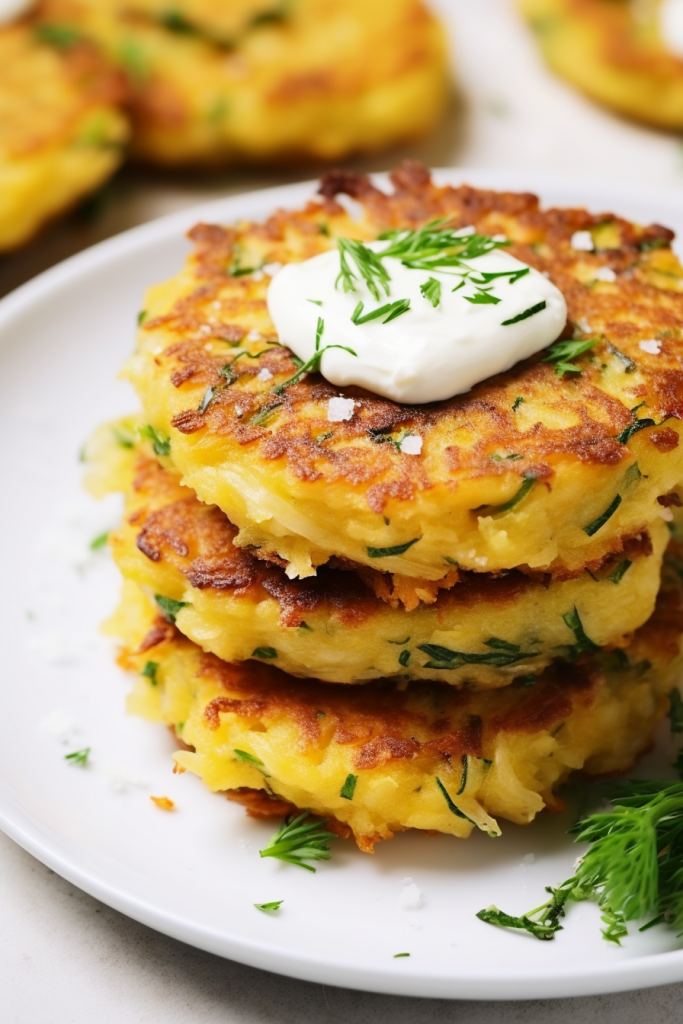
[259,811,336,872]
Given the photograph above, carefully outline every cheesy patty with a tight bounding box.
[126,164,683,582]
[0,14,128,252]
[110,576,683,850]
[93,427,669,687]
[519,0,683,129]
[36,0,447,167]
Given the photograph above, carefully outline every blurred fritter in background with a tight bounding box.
[6,0,683,296]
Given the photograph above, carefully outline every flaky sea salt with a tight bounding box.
[327,397,355,422]
[38,709,77,740]
[399,434,423,456]
[257,367,273,382]
[570,230,594,252]
[103,762,149,794]
[399,882,423,910]
[594,266,616,283]
[639,339,662,355]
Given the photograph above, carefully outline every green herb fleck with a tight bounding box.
[137,310,147,326]
[583,494,621,536]
[436,777,476,825]
[259,811,336,872]
[398,649,411,668]
[420,277,441,308]
[606,560,632,585]
[90,531,109,551]
[307,299,323,306]
[457,754,468,795]
[393,952,411,958]
[512,396,525,412]
[65,747,90,768]
[419,638,534,670]
[254,900,283,912]
[234,749,270,776]
[367,538,420,558]
[113,425,136,449]
[35,24,82,48]
[484,473,536,515]
[141,661,159,685]
[340,774,358,800]
[563,606,600,661]
[501,300,546,326]
[154,594,188,623]
[252,646,278,659]
[608,344,636,373]
[272,318,357,394]
[198,387,215,414]
[140,425,171,457]
[351,298,411,325]
[466,289,501,306]
[542,337,598,377]
[249,403,282,427]
[616,404,659,445]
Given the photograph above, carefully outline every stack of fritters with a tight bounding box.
[94,163,683,851]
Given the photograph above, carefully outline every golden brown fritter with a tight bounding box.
[36,0,448,167]
[111,573,683,850]
[126,163,683,582]
[0,12,128,251]
[92,426,669,686]
[519,0,683,129]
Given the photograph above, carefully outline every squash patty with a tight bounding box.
[519,0,683,129]
[110,573,683,851]
[93,426,669,687]
[36,0,447,167]
[126,163,683,582]
[0,13,128,252]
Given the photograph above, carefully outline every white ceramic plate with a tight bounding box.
[2,170,683,1001]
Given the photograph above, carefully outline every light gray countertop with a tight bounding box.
[3,1,683,1018]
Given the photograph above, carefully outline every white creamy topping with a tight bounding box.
[660,0,683,58]
[639,339,662,354]
[267,236,566,404]
[0,0,33,25]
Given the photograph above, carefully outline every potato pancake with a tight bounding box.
[92,426,669,687]
[125,163,683,583]
[519,0,683,129]
[0,13,128,252]
[110,575,683,851]
[36,0,447,167]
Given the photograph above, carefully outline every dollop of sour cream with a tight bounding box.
[0,0,33,26]
[660,0,683,58]
[267,234,566,405]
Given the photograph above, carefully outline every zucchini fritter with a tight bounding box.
[519,0,683,129]
[127,163,683,581]
[0,15,128,252]
[95,428,669,687]
[111,575,683,851]
[37,0,448,167]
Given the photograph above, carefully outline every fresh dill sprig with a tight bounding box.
[477,780,683,943]
[351,299,411,325]
[337,239,391,301]
[259,811,337,872]
[542,337,598,377]
[271,317,357,394]
[140,424,171,457]
[65,747,90,768]
[420,277,441,308]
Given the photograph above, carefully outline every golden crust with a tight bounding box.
[111,574,683,849]
[127,163,683,581]
[37,0,448,167]
[0,13,129,251]
[98,430,669,686]
[519,0,683,129]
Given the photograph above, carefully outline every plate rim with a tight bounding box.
[3,167,683,1000]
